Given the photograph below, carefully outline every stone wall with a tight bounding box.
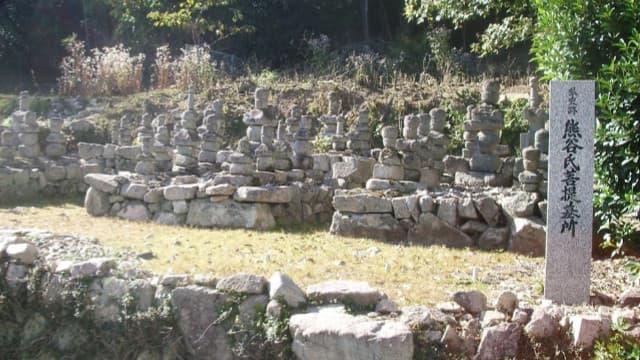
[84,173,334,230]
[0,160,88,202]
[2,229,639,359]
[330,187,546,256]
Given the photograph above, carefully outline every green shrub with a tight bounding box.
[594,321,640,359]
[500,98,529,155]
[532,0,640,254]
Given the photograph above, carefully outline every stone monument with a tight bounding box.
[366,125,404,190]
[172,87,200,173]
[152,114,173,172]
[292,115,314,170]
[463,80,504,173]
[14,91,41,159]
[544,80,595,305]
[45,116,66,158]
[198,100,225,172]
[347,109,372,156]
[318,91,341,139]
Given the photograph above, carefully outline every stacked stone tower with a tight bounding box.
[198,100,225,172]
[366,125,404,190]
[45,116,66,158]
[463,80,504,173]
[14,91,41,159]
[172,87,200,173]
[347,109,372,156]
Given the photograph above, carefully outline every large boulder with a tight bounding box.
[85,187,110,216]
[332,156,375,187]
[269,272,306,308]
[507,217,546,256]
[186,199,275,230]
[171,286,234,360]
[408,213,472,248]
[329,212,407,242]
[499,191,541,218]
[475,322,521,360]
[289,306,413,360]
[84,174,122,194]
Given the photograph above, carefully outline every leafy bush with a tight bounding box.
[500,98,529,154]
[594,321,640,359]
[532,0,640,253]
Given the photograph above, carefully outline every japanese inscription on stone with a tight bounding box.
[545,80,595,305]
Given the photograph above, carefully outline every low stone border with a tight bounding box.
[2,229,639,359]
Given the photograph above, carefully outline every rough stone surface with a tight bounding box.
[289,306,414,360]
[619,287,640,307]
[437,198,459,226]
[217,273,267,294]
[408,213,472,248]
[234,186,295,204]
[495,291,518,315]
[84,174,121,194]
[474,196,501,227]
[163,184,198,201]
[499,191,540,218]
[452,290,486,314]
[120,183,149,200]
[116,201,151,221]
[330,212,407,242]
[269,272,306,308]
[525,307,559,340]
[475,322,521,360]
[171,286,233,360]
[508,217,545,256]
[306,280,382,306]
[333,193,392,213]
[571,314,611,349]
[477,227,509,250]
[5,242,38,264]
[186,199,275,230]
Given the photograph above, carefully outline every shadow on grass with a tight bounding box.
[0,194,84,209]
[273,218,331,235]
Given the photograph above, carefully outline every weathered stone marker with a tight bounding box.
[544,80,595,304]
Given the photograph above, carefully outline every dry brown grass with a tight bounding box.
[0,197,543,306]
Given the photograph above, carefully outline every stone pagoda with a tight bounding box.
[463,80,504,173]
[292,115,314,170]
[366,125,404,190]
[198,99,225,173]
[172,87,200,173]
[318,91,342,139]
[347,109,372,156]
[152,114,172,172]
[45,116,66,158]
[14,91,41,159]
[396,114,421,181]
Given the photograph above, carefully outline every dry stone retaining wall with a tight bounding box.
[2,229,639,359]
[84,173,334,229]
[330,187,547,256]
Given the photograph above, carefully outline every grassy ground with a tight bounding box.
[0,196,543,306]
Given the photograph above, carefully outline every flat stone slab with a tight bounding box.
[306,280,382,306]
[289,306,413,360]
[330,212,406,242]
[332,193,392,213]
[84,174,122,194]
[234,185,295,203]
[186,199,275,230]
[216,273,267,294]
[163,184,198,201]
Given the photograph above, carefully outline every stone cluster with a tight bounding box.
[3,229,638,359]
